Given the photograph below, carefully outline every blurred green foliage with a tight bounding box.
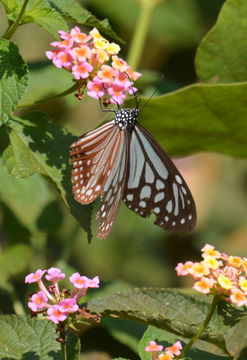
[0,0,246,359]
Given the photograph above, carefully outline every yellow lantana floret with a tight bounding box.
[239,277,247,292]
[218,275,233,290]
[202,257,221,270]
[228,256,242,268]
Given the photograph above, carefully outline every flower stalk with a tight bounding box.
[178,294,220,358]
[3,0,30,40]
[17,84,78,109]
[127,0,163,70]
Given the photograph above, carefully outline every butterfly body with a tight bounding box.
[70,107,196,239]
[114,108,140,130]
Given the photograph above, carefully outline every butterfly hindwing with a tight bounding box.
[123,123,196,232]
[96,130,129,239]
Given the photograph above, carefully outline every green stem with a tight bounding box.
[127,0,163,70]
[17,84,78,108]
[178,295,220,359]
[3,0,30,40]
[60,340,67,360]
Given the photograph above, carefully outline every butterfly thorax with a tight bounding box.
[114,108,140,130]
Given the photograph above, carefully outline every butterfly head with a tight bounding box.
[114,108,140,130]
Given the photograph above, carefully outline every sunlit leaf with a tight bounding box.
[48,0,123,42]
[0,39,28,126]
[137,82,247,158]
[0,315,60,359]
[196,0,247,83]
[88,288,244,353]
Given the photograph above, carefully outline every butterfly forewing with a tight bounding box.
[70,121,120,204]
[123,123,196,231]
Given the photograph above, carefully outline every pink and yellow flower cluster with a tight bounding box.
[25,267,100,324]
[176,244,247,307]
[46,27,142,104]
[145,340,182,360]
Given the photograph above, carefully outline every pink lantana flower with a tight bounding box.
[145,341,163,352]
[69,272,91,289]
[87,276,100,288]
[70,45,91,62]
[87,78,105,99]
[46,27,142,104]
[46,267,65,282]
[193,277,216,294]
[28,291,48,312]
[47,305,67,324]
[230,288,247,307]
[175,244,247,307]
[175,261,193,276]
[165,341,182,356]
[70,26,91,44]
[25,269,46,284]
[72,62,93,79]
[58,298,79,313]
[54,50,73,69]
[108,84,126,104]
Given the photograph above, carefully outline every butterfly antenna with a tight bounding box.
[123,71,141,109]
[140,74,165,111]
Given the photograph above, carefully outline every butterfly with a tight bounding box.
[70,105,196,239]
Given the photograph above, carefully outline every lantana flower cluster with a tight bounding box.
[145,340,182,360]
[25,267,100,325]
[176,244,247,307]
[46,27,142,104]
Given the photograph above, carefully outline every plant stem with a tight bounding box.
[3,0,30,40]
[17,84,78,108]
[127,0,163,70]
[178,295,220,359]
[60,340,67,360]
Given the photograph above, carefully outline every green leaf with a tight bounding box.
[196,0,247,83]
[0,112,92,241]
[48,0,123,43]
[0,315,60,359]
[23,5,69,38]
[88,288,244,353]
[0,39,28,126]
[0,162,52,232]
[138,326,231,360]
[225,318,247,360]
[2,0,68,38]
[0,244,32,287]
[137,82,247,158]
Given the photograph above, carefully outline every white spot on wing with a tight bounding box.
[154,207,160,214]
[156,179,165,190]
[127,194,133,201]
[140,185,151,199]
[175,175,182,184]
[145,163,154,184]
[166,200,173,213]
[173,183,179,216]
[154,192,165,203]
[139,201,146,208]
